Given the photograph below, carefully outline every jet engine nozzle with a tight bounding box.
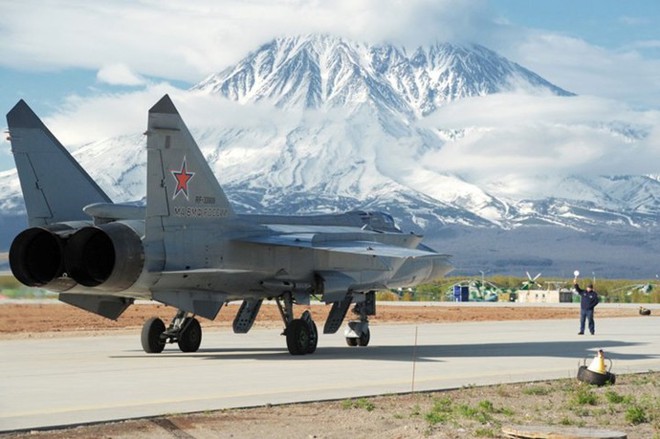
[9,225,76,291]
[65,222,144,291]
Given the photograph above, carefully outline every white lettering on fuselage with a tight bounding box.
[195,196,216,204]
[173,206,230,218]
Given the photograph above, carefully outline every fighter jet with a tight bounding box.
[6,96,452,355]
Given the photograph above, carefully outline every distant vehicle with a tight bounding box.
[5,96,452,355]
[613,282,656,296]
[447,279,503,302]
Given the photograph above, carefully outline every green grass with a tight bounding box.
[0,275,21,290]
[625,405,648,425]
[474,427,497,437]
[425,410,450,426]
[604,389,631,404]
[424,397,454,425]
[341,398,375,412]
[0,275,57,298]
[424,398,513,427]
[570,384,599,406]
[418,372,659,437]
[340,399,353,410]
[522,385,551,396]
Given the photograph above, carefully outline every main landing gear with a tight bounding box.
[141,310,202,354]
[276,292,318,356]
[139,290,374,356]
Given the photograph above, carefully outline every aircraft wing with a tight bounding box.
[150,270,255,320]
[239,233,438,259]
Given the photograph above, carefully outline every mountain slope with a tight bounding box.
[194,35,573,117]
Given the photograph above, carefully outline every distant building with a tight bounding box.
[516,289,573,303]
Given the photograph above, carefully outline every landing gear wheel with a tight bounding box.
[306,320,318,354]
[286,319,310,355]
[345,320,369,347]
[141,317,166,354]
[358,327,370,347]
[177,317,202,353]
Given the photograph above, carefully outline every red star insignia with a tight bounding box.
[171,158,195,200]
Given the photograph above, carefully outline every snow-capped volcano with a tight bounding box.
[2,34,659,277]
[194,35,572,116]
[188,35,656,232]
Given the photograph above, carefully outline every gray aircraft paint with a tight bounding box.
[5,96,452,355]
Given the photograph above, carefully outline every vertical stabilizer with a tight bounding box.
[6,100,111,226]
[146,95,235,231]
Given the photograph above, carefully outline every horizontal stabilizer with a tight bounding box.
[83,203,145,221]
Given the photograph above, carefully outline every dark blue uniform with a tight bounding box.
[574,283,599,334]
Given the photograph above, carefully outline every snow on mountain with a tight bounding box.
[194,35,573,117]
[1,34,658,264]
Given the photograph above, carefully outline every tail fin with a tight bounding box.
[145,95,235,229]
[6,100,111,226]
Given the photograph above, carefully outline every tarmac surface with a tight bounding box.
[1,313,658,433]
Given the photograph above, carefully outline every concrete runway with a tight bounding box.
[1,315,658,432]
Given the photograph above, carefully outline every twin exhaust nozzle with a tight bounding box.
[9,222,144,292]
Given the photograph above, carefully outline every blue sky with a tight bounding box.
[492,0,660,49]
[1,0,659,172]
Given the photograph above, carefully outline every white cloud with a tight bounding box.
[42,86,660,194]
[42,84,179,147]
[496,32,660,108]
[96,64,145,86]
[40,84,302,148]
[0,0,492,82]
[1,0,659,109]
[420,93,660,185]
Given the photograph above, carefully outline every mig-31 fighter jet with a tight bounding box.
[6,95,452,355]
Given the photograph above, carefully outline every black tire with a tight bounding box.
[358,327,370,347]
[306,320,318,354]
[346,337,358,347]
[178,318,202,353]
[577,366,616,386]
[141,317,166,354]
[286,319,310,355]
[607,372,616,385]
